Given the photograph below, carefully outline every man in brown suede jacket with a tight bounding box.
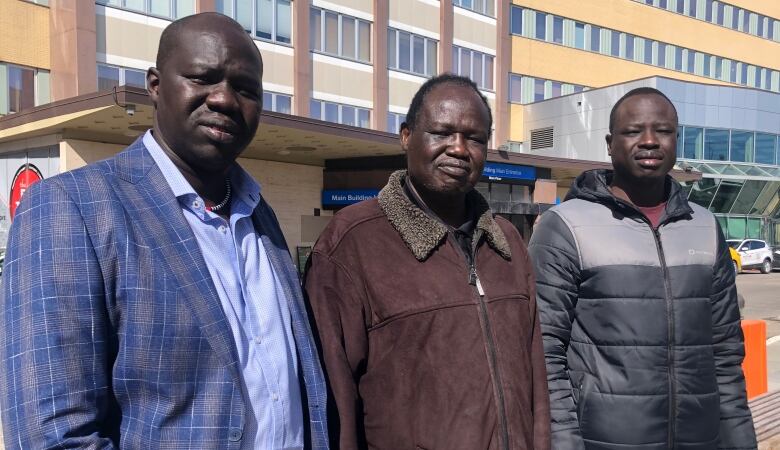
[304,74,551,450]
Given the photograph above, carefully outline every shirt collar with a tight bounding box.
[142,129,262,210]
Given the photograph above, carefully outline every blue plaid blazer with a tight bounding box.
[0,138,328,449]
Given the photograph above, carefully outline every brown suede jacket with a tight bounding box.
[304,170,551,450]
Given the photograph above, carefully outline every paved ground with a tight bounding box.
[737,270,780,392]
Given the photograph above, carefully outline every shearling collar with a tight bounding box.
[378,170,511,262]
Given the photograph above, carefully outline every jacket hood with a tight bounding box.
[565,169,694,220]
[378,170,511,262]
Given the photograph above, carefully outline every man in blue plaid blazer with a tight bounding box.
[0,13,328,449]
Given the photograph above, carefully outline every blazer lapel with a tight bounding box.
[112,140,243,383]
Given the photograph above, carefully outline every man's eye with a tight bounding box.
[469,136,487,144]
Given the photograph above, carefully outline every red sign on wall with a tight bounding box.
[9,163,43,220]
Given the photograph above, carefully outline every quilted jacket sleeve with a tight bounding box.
[528,211,585,450]
[710,224,757,449]
[0,179,117,449]
[303,251,369,450]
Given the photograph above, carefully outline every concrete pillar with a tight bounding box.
[49,0,97,100]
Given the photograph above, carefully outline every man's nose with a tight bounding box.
[205,82,239,112]
[638,129,660,148]
[447,133,469,157]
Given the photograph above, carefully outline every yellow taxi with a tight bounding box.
[729,247,742,275]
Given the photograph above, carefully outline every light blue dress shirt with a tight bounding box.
[143,131,304,450]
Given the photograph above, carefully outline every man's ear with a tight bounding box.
[147,67,160,105]
[605,133,613,156]
[400,124,411,154]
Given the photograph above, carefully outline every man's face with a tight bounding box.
[148,24,263,175]
[401,84,490,198]
[606,93,678,184]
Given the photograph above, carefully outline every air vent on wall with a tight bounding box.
[530,127,554,150]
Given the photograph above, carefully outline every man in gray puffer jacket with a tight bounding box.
[529,87,757,450]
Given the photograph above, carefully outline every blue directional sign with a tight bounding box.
[482,162,536,181]
[322,189,380,206]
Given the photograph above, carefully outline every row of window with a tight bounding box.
[387,112,407,133]
[508,74,588,104]
[0,63,50,116]
[684,177,780,218]
[678,126,780,166]
[97,0,194,20]
[97,64,146,91]
[310,8,371,63]
[453,46,494,91]
[217,0,291,44]
[310,99,370,128]
[453,0,495,18]
[510,6,780,93]
[636,0,780,43]
[387,28,438,78]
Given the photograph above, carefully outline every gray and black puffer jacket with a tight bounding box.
[529,169,756,450]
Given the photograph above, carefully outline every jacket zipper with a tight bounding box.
[651,227,676,450]
[467,231,510,450]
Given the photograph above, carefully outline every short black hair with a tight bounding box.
[608,87,678,133]
[156,12,260,70]
[401,73,492,133]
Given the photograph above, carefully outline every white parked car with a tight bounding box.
[727,239,773,274]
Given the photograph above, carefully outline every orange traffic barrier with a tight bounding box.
[741,320,768,400]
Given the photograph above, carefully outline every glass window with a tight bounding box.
[625,34,634,60]
[534,78,545,102]
[359,22,371,61]
[460,49,471,79]
[510,6,522,34]
[341,106,356,126]
[389,28,437,76]
[688,0,697,16]
[426,39,437,76]
[358,109,370,128]
[551,81,561,98]
[553,17,563,44]
[310,99,321,119]
[97,64,120,92]
[8,65,35,113]
[730,130,754,162]
[125,69,146,88]
[657,42,666,67]
[675,0,685,13]
[755,133,777,164]
[674,46,683,70]
[682,126,703,159]
[535,12,546,40]
[509,74,522,103]
[472,53,483,87]
[387,112,406,133]
[218,0,288,42]
[730,180,766,214]
[149,0,171,17]
[688,178,721,209]
[256,0,273,40]
[484,55,493,90]
[342,17,356,59]
[398,31,410,71]
[324,11,339,54]
[412,35,425,74]
[611,31,620,56]
[590,25,600,52]
[574,22,585,49]
[710,179,744,213]
[324,102,338,123]
[704,128,729,161]
[276,94,291,114]
[644,39,653,64]
[310,9,321,49]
